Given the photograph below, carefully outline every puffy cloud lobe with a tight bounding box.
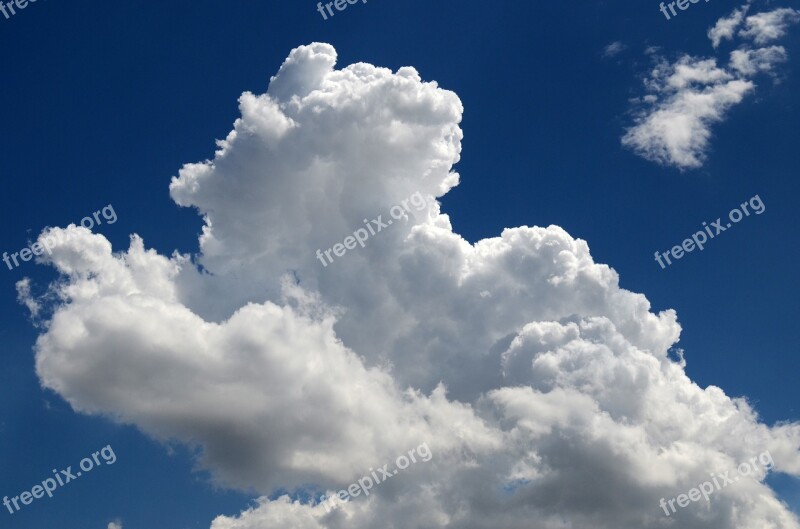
[213,317,800,529]
[169,43,462,314]
[20,43,800,528]
[623,5,799,170]
[31,228,495,492]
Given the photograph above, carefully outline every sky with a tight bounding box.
[1,0,799,528]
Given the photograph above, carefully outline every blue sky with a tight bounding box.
[1,1,799,528]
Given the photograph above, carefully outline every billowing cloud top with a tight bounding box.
[21,42,800,528]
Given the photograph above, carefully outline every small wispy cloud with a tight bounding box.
[622,4,800,170]
[729,45,788,76]
[740,7,800,44]
[622,57,753,169]
[602,41,627,58]
[708,5,750,48]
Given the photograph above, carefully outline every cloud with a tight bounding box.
[623,5,799,170]
[740,7,800,45]
[729,45,788,76]
[708,5,750,49]
[20,43,800,528]
[602,41,626,59]
[107,522,122,529]
[15,278,40,319]
[622,57,753,169]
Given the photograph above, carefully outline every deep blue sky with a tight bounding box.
[1,1,798,527]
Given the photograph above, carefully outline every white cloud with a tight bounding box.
[708,6,749,49]
[15,278,40,319]
[107,522,122,529]
[623,4,800,170]
[729,46,788,76]
[20,43,800,528]
[622,56,753,169]
[740,7,800,45]
[602,41,626,58]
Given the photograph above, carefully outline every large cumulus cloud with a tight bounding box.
[20,42,800,528]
